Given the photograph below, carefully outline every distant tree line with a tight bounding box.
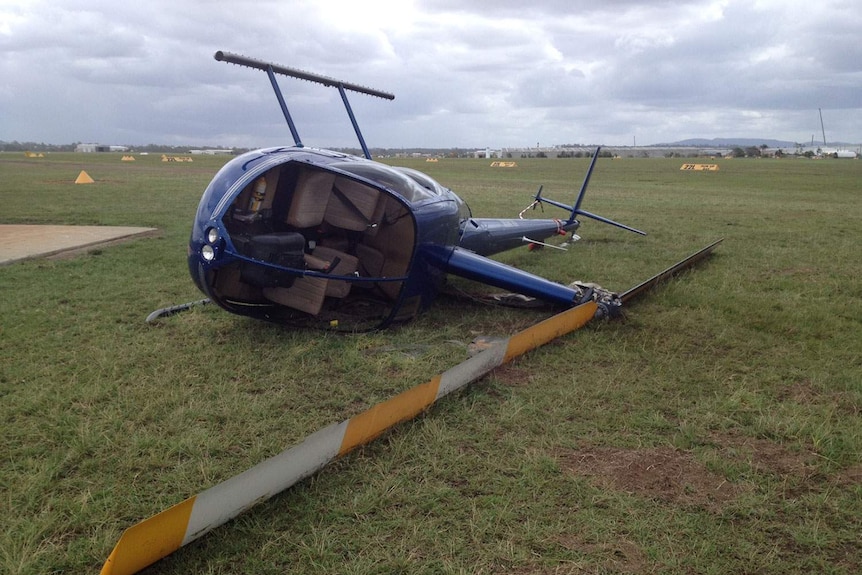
[729,145,804,158]
[556,149,613,159]
[0,141,77,152]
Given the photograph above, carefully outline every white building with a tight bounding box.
[75,143,128,152]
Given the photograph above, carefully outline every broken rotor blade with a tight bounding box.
[100,302,599,575]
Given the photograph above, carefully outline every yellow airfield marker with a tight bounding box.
[680,163,719,171]
[100,301,598,575]
[75,170,95,184]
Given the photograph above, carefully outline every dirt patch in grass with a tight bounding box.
[558,446,744,509]
[706,431,831,502]
[777,379,860,417]
[708,430,819,478]
[832,463,862,488]
[558,432,832,508]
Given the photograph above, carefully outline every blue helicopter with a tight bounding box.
[183,51,647,330]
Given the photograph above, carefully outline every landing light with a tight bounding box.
[202,244,215,261]
[206,227,219,244]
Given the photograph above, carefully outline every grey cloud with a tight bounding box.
[1,0,859,147]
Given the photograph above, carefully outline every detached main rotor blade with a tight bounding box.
[101,302,599,575]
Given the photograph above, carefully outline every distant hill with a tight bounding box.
[654,138,798,148]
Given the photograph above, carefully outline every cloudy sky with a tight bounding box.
[2,0,860,149]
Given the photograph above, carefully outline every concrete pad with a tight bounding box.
[0,225,159,265]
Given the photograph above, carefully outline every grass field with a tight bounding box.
[1,151,860,574]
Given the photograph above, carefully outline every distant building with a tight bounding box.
[76,143,128,153]
[472,148,501,158]
[189,149,235,155]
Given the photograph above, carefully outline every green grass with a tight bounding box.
[1,152,860,574]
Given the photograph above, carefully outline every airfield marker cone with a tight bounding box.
[75,170,95,184]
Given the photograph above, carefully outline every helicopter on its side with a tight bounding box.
[113,52,720,575]
[185,51,646,330]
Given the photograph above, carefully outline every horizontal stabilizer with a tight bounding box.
[574,208,647,235]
